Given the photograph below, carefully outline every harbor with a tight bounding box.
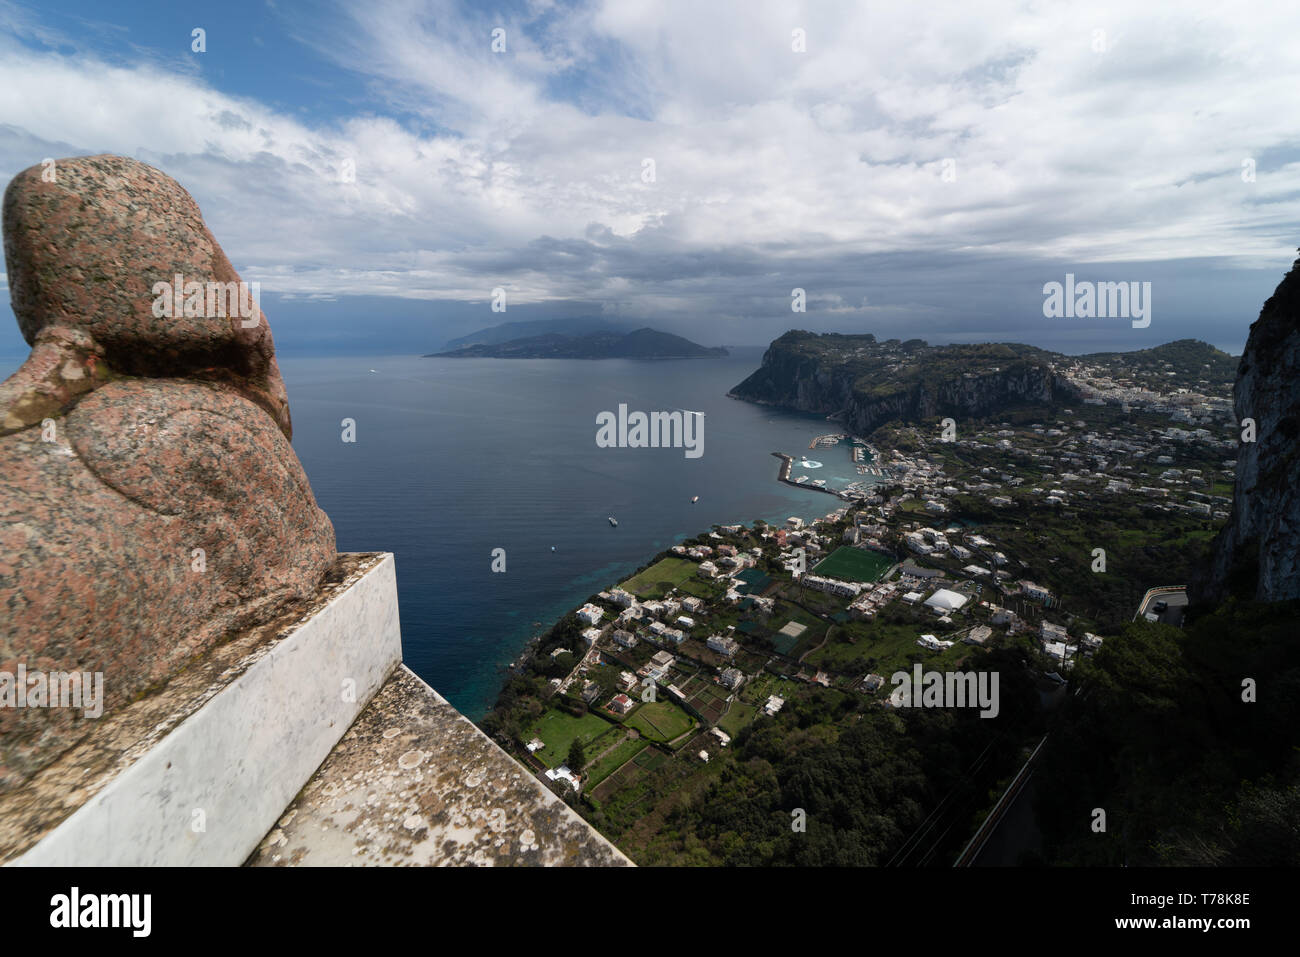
[775,432,893,501]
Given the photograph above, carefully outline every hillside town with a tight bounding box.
[493,369,1234,824]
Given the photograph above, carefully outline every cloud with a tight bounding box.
[0,0,1296,351]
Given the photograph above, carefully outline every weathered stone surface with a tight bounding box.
[2,154,290,435]
[0,553,383,863]
[1200,254,1300,603]
[0,155,335,795]
[246,666,632,867]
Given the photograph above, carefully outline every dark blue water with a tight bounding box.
[280,348,887,719]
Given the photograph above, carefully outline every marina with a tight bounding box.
[775,433,893,500]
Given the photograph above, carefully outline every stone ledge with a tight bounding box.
[246,665,632,867]
[5,552,400,865]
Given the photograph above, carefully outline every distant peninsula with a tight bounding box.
[730,331,1235,437]
[427,327,728,359]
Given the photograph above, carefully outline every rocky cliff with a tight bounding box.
[729,331,1074,436]
[1201,255,1300,603]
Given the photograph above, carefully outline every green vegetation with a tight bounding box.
[716,700,757,737]
[567,738,586,771]
[1034,598,1300,865]
[583,735,649,789]
[626,700,696,743]
[621,557,698,599]
[804,617,967,678]
[594,647,1042,865]
[1076,338,1237,392]
[525,709,613,768]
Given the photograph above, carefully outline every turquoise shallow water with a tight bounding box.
[264,349,884,720]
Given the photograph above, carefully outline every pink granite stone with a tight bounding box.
[0,156,336,794]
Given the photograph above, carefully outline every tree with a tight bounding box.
[567,738,586,771]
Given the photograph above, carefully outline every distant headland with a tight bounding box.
[427,326,728,359]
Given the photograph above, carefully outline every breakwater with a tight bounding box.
[772,452,846,498]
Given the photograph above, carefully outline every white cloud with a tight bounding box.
[0,0,1297,319]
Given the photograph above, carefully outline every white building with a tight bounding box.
[924,589,969,613]
[1041,621,1069,643]
[1020,581,1053,602]
[707,635,740,657]
[800,574,862,598]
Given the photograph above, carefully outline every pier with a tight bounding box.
[772,452,847,498]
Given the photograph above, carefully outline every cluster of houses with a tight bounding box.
[1059,357,1232,422]
[849,580,899,619]
[873,370,1234,523]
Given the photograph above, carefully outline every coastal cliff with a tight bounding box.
[729,331,1074,436]
[1200,254,1300,603]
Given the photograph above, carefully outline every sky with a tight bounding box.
[1,0,1298,359]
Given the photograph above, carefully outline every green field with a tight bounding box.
[811,546,895,583]
[634,748,668,770]
[621,557,698,598]
[804,618,967,676]
[626,700,697,743]
[526,709,615,768]
[583,736,649,789]
[717,701,758,737]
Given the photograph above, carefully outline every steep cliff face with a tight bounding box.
[730,331,1073,437]
[1202,255,1300,603]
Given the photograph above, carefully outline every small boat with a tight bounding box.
[608,516,618,527]
[691,495,699,503]
[550,546,556,552]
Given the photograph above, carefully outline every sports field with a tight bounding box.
[621,557,697,598]
[812,546,894,583]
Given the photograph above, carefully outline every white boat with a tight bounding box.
[608,516,618,527]
[691,495,699,503]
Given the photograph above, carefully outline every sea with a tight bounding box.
[279,347,885,719]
